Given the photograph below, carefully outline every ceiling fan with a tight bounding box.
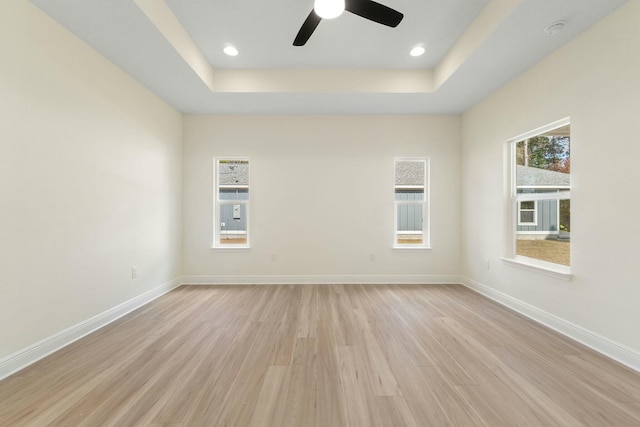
[294,0,404,46]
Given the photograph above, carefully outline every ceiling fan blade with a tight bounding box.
[345,0,403,27]
[294,10,322,46]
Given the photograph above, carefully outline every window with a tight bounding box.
[214,158,249,248]
[509,119,570,270]
[394,158,429,248]
[518,200,537,225]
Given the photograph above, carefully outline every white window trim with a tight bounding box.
[516,191,571,202]
[219,184,249,189]
[517,185,570,190]
[393,157,430,249]
[213,157,250,249]
[501,256,572,281]
[516,231,558,235]
[505,118,571,277]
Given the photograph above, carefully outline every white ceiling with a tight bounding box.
[163,0,488,70]
[29,0,627,114]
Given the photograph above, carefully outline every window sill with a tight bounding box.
[393,246,432,251]
[501,256,572,281]
[211,246,251,251]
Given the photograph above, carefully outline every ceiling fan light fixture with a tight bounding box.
[223,45,239,56]
[314,0,345,19]
[410,45,425,57]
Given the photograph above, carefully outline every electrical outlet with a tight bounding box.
[369,254,376,262]
[132,266,138,279]
[270,254,277,262]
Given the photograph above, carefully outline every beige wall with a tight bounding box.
[0,1,183,358]
[3,0,639,374]
[461,1,640,354]
[182,115,461,282]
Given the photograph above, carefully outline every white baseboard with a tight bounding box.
[460,276,640,373]
[5,274,637,383]
[0,277,182,381]
[181,274,462,285]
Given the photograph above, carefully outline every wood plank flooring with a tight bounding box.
[1,284,640,426]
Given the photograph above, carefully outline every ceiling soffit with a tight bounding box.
[134,0,518,94]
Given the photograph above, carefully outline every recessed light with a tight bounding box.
[410,46,425,57]
[223,46,239,56]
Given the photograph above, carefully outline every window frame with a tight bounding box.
[393,157,430,249]
[517,200,538,226]
[504,118,571,279]
[213,157,250,249]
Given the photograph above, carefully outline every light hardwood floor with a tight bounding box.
[1,284,640,426]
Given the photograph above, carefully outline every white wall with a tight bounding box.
[182,115,461,282]
[461,1,640,357]
[4,0,636,378]
[0,1,183,360]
